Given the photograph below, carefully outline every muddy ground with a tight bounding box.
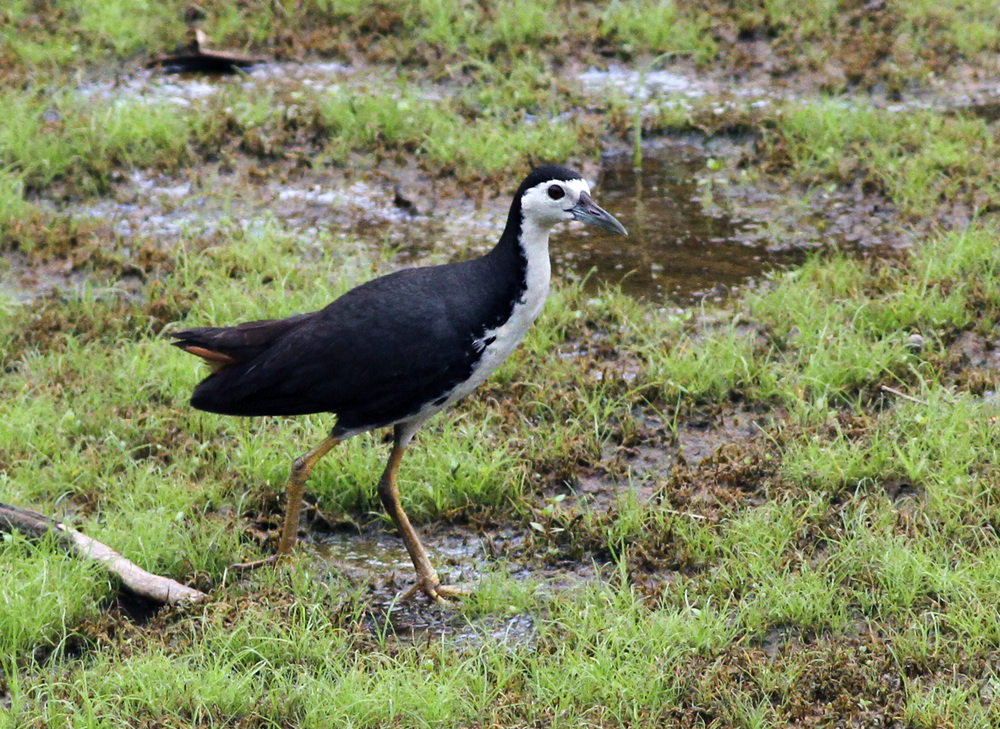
[3,55,993,611]
[4,6,1000,726]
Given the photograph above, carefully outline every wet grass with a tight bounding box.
[5,210,1000,724]
[317,85,582,175]
[5,2,1000,727]
[0,535,106,661]
[0,65,597,205]
[5,0,999,87]
[771,101,1000,218]
[0,89,195,196]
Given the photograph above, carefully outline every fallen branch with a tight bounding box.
[0,502,206,604]
[880,384,928,406]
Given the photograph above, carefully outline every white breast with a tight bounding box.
[411,219,553,424]
[454,218,551,399]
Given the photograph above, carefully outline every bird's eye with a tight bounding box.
[547,185,565,200]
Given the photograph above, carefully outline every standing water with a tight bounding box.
[552,145,800,302]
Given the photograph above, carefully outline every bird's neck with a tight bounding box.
[489,209,552,320]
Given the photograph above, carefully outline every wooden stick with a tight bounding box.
[0,502,206,604]
[880,384,928,406]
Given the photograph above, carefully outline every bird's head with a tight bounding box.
[517,165,628,236]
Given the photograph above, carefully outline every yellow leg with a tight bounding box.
[229,434,339,572]
[378,426,468,603]
[276,435,340,555]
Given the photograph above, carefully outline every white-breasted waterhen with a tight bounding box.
[172,165,627,601]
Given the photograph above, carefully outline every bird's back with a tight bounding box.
[174,250,527,432]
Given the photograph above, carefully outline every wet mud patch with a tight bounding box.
[670,630,908,728]
[517,404,780,583]
[563,405,770,514]
[944,330,1000,398]
[310,524,601,646]
[0,255,95,305]
[30,153,497,281]
[0,212,151,304]
[947,330,1000,373]
[675,408,765,467]
[658,420,784,521]
[1,159,448,303]
[67,162,424,242]
[902,68,1000,119]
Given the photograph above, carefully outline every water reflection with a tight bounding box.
[553,147,800,301]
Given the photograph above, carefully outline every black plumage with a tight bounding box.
[173,165,626,601]
[175,243,524,429]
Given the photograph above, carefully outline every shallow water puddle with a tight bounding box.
[363,600,538,649]
[578,65,707,102]
[314,528,484,584]
[553,145,799,301]
[76,60,356,107]
[8,60,918,306]
[311,527,591,646]
[957,100,1000,122]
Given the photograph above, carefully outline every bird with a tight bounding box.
[172,165,627,602]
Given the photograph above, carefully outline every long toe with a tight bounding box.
[401,577,472,604]
[433,582,472,601]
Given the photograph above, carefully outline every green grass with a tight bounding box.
[600,0,718,60]
[5,198,1000,728]
[633,224,998,417]
[2,573,739,728]
[770,101,1000,218]
[0,534,107,662]
[5,2,1000,725]
[0,90,194,195]
[317,86,582,175]
[0,167,34,236]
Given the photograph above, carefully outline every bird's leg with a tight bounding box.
[276,435,340,555]
[378,426,468,603]
[229,434,339,572]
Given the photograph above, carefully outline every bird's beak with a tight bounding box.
[570,191,628,236]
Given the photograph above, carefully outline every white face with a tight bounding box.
[519,177,591,229]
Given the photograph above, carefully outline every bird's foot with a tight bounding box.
[401,576,471,604]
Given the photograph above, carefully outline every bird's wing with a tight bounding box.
[183,265,492,420]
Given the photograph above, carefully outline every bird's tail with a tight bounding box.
[172,312,317,372]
